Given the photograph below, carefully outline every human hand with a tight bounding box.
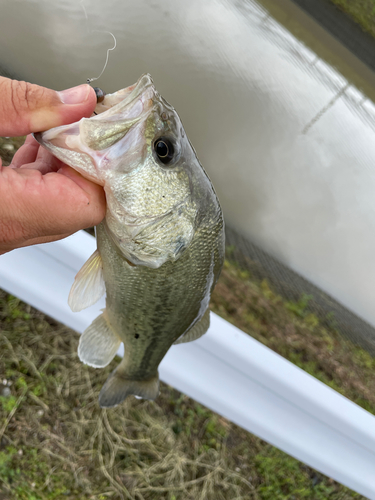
[0,77,106,255]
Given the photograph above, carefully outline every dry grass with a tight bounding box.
[0,291,257,500]
[211,260,375,413]
[0,280,366,500]
[0,137,25,166]
[329,0,375,38]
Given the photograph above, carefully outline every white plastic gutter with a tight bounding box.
[0,230,374,499]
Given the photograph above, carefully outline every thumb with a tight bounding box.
[0,77,97,137]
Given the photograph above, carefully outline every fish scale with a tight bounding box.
[98,210,223,381]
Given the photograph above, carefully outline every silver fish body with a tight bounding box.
[35,74,224,407]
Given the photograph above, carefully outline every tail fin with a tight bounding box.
[99,369,159,408]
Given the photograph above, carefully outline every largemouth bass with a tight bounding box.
[35,74,224,408]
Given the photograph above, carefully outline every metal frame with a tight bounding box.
[1,230,375,498]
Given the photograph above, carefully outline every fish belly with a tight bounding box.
[96,210,224,406]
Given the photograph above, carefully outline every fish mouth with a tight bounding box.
[33,74,160,184]
[93,73,157,116]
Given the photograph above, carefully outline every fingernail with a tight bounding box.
[58,84,90,105]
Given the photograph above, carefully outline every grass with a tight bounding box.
[0,284,366,500]
[0,291,250,500]
[211,259,375,413]
[0,137,25,166]
[328,0,375,38]
[1,137,372,499]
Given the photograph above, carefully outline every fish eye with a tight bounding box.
[154,137,174,165]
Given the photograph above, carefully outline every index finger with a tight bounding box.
[11,135,39,168]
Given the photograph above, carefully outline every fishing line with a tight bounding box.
[80,0,90,32]
[80,0,117,84]
[86,31,117,84]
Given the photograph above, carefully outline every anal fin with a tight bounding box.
[174,308,210,345]
[78,311,121,368]
[68,249,105,312]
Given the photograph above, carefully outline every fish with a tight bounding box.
[34,74,225,408]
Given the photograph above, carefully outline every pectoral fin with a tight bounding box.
[174,308,210,345]
[68,249,105,312]
[78,311,121,368]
